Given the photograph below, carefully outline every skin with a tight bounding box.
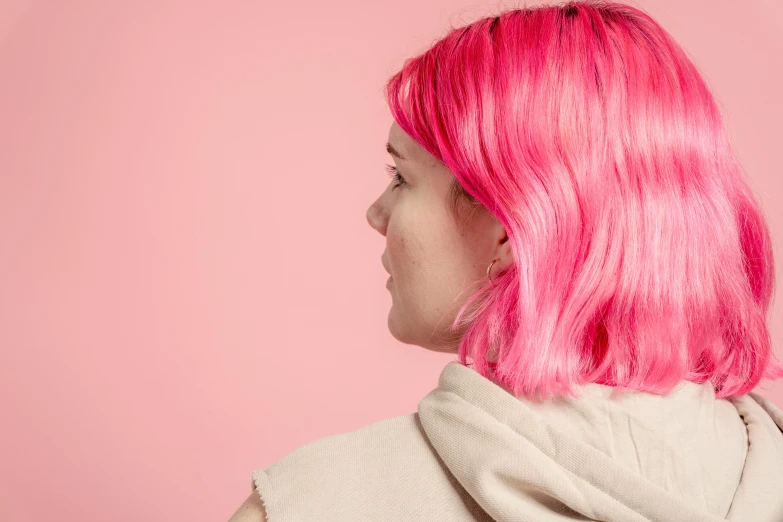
[228,485,267,522]
[366,121,513,353]
[228,121,513,522]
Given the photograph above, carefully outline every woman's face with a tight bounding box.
[366,122,511,353]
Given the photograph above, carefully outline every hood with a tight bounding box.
[418,361,783,522]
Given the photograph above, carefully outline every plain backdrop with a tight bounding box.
[0,1,781,520]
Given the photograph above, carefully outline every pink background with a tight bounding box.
[0,1,781,520]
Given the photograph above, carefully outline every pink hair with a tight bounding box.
[383,0,783,401]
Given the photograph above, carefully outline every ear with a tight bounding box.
[492,223,514,274]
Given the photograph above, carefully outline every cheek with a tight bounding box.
[386,185,466,285]
[387,208,458,283]
[385,218,410,279]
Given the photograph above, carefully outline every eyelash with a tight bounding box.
[385,164,406,190]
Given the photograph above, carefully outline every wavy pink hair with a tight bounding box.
[383,0,783,401]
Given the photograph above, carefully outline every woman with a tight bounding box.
[230,1,783,520]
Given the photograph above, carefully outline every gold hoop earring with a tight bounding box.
[487,258,500,287]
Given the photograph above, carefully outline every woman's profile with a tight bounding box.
[230,1,783,520]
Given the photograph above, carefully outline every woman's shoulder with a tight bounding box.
[256,411,427,479]
[248,411,488,521]
[231,413,425,522]
[228,488,267,522]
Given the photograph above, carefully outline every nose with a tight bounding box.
[366,196,388,237]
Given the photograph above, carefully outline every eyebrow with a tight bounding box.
[386,142,406,160]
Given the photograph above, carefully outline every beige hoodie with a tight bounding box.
[251,361,783,521]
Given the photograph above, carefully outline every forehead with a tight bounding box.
[388,121,438,168]
[388,122,410,155]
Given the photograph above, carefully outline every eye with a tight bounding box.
[385,164,406,190]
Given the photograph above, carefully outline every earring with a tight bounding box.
[487,258,500,286]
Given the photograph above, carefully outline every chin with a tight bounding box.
[387,314,461,353]
[386,310,416,346]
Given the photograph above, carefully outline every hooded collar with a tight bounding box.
[418,361,783,522]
